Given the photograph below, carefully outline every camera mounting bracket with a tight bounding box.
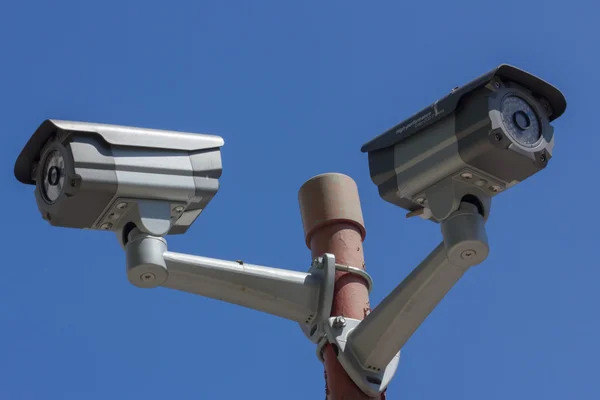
[123,200,487,398]
[412,177,493,222]
[313,201,489,397]
[124,228,337,343]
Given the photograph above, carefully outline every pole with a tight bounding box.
[298,173,385,400]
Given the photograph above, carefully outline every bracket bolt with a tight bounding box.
[415,197,426,205]
[460,172,473,180]
[311,257,323,269]
[490,185,503,193]
[173,206,185,213]
[116,202,128,210]
[100,223,113,230]
[141,273,156,283]
[333,316,346,328]
[461,250,476,260]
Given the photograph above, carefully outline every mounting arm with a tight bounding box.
[319,201,490,397]
[122,201,489,398]
[124,228,336,343]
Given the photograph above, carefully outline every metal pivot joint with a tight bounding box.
[315,201,489,397]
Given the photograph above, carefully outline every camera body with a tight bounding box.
[14,120,224,238]
[361,64,567,222]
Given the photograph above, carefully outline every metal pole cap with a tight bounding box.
[298,173,366,249]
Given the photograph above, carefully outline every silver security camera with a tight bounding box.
[361,64,567,222]
[14,119,223,240]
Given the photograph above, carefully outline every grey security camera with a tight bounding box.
[361,64,567,222]
[14,120,224,239]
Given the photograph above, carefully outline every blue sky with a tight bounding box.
[0,1,598,399]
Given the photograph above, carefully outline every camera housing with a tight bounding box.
[361,64,567,222]
[14,120,224,238]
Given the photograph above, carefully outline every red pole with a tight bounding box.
[298,173,385,400]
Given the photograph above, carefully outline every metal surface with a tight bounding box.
[298,173,366,248]
[126,229,169,288]
[361,64,566,153]
[14,120,223,237]
[15,119,224,184]
[335,263,374,293]
[361,65,565,224]
[162,252,320,323]
[346,202,488,373]
[300,254,336,343]
[323,317,400,398]
[124,230,336,327]
[298,173,376,400]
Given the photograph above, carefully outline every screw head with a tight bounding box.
[494,81,501,89]
[461,172,473,180]
[494,133,503,141]
[116,202,128,210]
[141,273,156,282]
[311,257,323,269]
[100,223,113,230]
[461,250,476,260]
[415,197,426,205]
[540,154,547,162]
[333,316,346,328]
[107,213,120,221]
[490,185,503,193]
[173,206,185,213]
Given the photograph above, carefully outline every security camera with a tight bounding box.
[361,64,567,222]
[14,120,223,239]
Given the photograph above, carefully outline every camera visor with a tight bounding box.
[500,95,541,147]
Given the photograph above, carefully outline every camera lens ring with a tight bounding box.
[500,94,542,148]
[39,145,66,205]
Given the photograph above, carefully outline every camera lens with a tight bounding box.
[501,95,541,147]
[42,149,65,203]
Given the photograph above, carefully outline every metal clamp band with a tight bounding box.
[335,263,374,293]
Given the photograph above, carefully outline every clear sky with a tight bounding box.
[0,1,598,399]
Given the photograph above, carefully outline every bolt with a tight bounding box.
[540,154,547,162]
[494,81,501,89]
[490,185,503,193]
[461,172,473,180]
[415,197,426,205]
[173,206,185,213]
[333,316,346,329]
[461,250,476,260]
[116,202,128,210]
[100,223,113,230]
[141,273,155,283]
[311,257,323,269]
